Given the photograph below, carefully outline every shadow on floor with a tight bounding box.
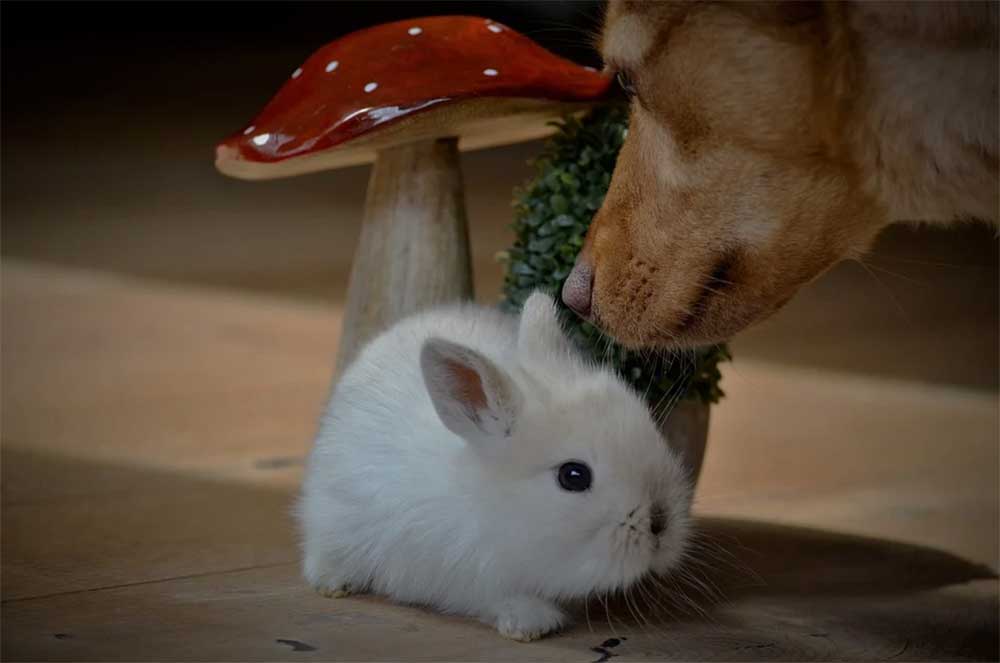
[580,515,996,615]
[1,447,302,602]
[692,516,997,598]
[574,519,998,660]
[3,449,997,661]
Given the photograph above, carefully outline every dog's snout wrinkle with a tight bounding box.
[673,251,740,334]
[707,251,739,291]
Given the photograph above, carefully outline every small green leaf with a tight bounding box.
[528,237,556,253]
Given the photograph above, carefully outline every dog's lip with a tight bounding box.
[584,300,601,327]
[587,279,735,349]
[673,308,700,336]
[588,290,673,349]
[595,300,749,350]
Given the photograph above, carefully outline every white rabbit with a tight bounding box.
[297,291,692,642]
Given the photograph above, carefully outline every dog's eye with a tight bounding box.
[616,70,638,99]
[557,461,592,492]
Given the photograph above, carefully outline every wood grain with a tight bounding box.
[335,137,472,372]
[2,262,996,661]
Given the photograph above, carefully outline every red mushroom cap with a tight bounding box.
[216,16,611,179]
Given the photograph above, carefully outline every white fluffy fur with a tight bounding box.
[297,292,692,641]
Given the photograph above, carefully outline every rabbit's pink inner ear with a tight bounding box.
[443,358,487,411]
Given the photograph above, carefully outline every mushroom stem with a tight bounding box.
[336,137,473,372]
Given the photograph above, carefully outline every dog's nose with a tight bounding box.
[649,503,666,537]
[562,257,593,318]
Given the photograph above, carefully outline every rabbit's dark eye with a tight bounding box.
[557,461,592,492]
[616,70,637,99]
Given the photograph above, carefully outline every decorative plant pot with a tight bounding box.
[660,400,711,485]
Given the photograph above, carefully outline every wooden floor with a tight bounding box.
[2,259,997,661]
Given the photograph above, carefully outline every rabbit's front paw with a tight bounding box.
[303,549,355,598]
[492,596,567,642]
[314,581,353,599]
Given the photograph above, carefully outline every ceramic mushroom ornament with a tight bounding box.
[215,16,611,370]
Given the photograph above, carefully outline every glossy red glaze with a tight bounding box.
[218,16,611,164]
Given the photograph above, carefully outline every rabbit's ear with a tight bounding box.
[421,338,521,447]
[518,290,574,359]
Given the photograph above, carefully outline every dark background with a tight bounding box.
[2,1,604,135]
[3,1,997,390]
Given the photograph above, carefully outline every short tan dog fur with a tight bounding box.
[563,1,998,348]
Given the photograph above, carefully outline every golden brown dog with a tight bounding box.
[562,1,998,349]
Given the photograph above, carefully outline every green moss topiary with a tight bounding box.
[499,105,729,413]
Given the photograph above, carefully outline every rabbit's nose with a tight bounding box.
[649,503,666,537]
[562,256,593,318]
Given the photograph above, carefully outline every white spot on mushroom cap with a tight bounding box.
[584,66,598,72]
[243,126,255,135]
[487,23,502,33]
[364,82,378,93]
[325,60,339,73]
[252,133,271,146]
[408,26,422,35]
[483,68,498,77]
[291,67,302,79]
